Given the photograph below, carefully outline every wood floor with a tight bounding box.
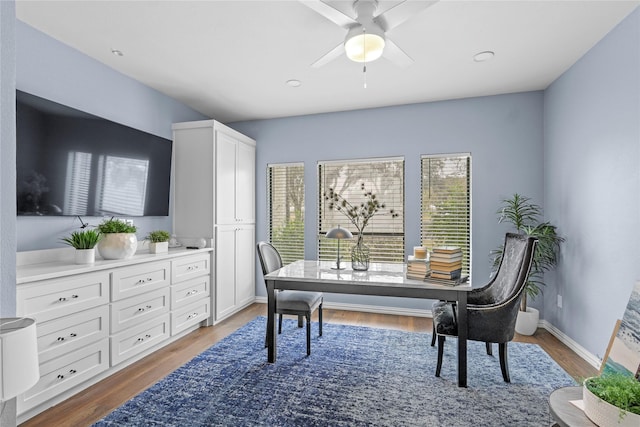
[20,304,597,427]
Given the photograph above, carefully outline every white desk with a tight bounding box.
[265,260,473,387]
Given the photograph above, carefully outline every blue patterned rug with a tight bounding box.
[94,317,576,426]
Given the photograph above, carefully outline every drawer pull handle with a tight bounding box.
[187,312,199,320]
[186,290,199,296]
[136,277,153,284]
[57,374,65,379]
[58,294,79,302]
[57,332,78,342]
[69,369,77,374]
[137,334,152,343]
[137,305,152,312]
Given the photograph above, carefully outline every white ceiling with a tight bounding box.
[16,0,639,123]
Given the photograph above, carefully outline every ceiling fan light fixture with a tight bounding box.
[344,27,385,63]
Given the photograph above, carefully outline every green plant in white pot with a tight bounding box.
[61,229,101,264]
[97,218,138,260]
[147,230,170,254]
[583,374,640,427]
[491,194,565,335]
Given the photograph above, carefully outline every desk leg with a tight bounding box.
[267,279,277,363]
[457,291,467,387]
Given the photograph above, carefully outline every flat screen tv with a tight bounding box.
[16,90,172,217]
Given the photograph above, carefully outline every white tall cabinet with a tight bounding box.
[172,120,256,323]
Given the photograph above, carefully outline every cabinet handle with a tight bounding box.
[57,333,77,342]
[137,334,152,343]
[69,369,77,374]
[57,374,65,379]
[137,305,152,312]
[58,294,78,302]
[136,278,153,284]
[186,289,199,296]
[187,312,199,320]
[187,265,199,271]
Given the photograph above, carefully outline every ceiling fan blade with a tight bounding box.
[311,43,344,68]
[376,0,439,32]
[383,38,414,68]
[300,0,357,28]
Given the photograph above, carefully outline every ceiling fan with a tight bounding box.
[301,0,439,68]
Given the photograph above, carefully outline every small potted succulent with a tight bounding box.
[96,218,138,260]
[583,373,640,427]
[146,230,170,254]
[61,229,102,264]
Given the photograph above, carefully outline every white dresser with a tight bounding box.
[16,247,213,423]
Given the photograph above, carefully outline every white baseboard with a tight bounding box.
[254,297,601,370]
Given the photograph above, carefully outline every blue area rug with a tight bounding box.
[94,317,576,426]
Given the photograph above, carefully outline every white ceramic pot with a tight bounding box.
[98,233,138,260]
[149,241,168,254]
[74,248,95,264]
[583,379,640,427]
[515,307,539,335]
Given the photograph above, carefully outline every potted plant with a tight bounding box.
[583,374,640,427]
[491,194,565,335]
[61,229,101,264]
[146,230,170,254]
[324,183,398,271]
[96,218,138,260]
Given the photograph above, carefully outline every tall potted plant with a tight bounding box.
[492,194,564,335]
[97,218,138,260]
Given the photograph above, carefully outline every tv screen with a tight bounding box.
[16,90,172,217]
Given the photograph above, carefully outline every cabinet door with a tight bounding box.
[215,226,237,320]
[236,141,255,224]
[215,131,238,224]
[235,225,255,307]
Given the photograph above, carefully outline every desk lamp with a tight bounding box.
[325,226,353,270]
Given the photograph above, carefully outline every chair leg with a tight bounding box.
[431,322,436,346]
[318,303,323,337]
[435,335,446,377]
[306,313,311,356]
[486,342,493,356]
[499,343,510,383]
[298,315,303,328]
[278,314,283,334]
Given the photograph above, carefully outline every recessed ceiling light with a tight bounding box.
[473,51,494,62]
[111,48,124,57]
[286,79,301,88]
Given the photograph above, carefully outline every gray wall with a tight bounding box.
[543,8,640,359]
[231,91,545,310]
[15,21,208,251]
[1,1,17,425]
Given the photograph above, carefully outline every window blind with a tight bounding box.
[420,154,471,274]
[267,163,305,265]
[318,158,405,263]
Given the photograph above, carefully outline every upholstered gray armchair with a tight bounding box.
[432,233,537,382]
[256,241,323,356]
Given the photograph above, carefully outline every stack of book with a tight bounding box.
[429,247,463,280]
[406,256,431,280]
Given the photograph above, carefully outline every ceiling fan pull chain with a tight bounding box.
[363,27,367,89]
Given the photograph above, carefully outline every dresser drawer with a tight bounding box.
[17,339,109,414]
[36,305,109,363]
[171,298,210,336]
[110,313,170,366]
[17,272,109,323]
[171,275,210,310]
[110,288,170,334]
[171,254,210,283]
[111,260,170,301]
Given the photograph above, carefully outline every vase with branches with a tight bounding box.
[324,183,398,270]
[492,194,564,312]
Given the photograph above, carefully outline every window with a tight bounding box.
[420,154,471,274]
[267,163,305,265]
[318,158,404,263]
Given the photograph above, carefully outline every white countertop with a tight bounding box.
[17,247,213,284]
